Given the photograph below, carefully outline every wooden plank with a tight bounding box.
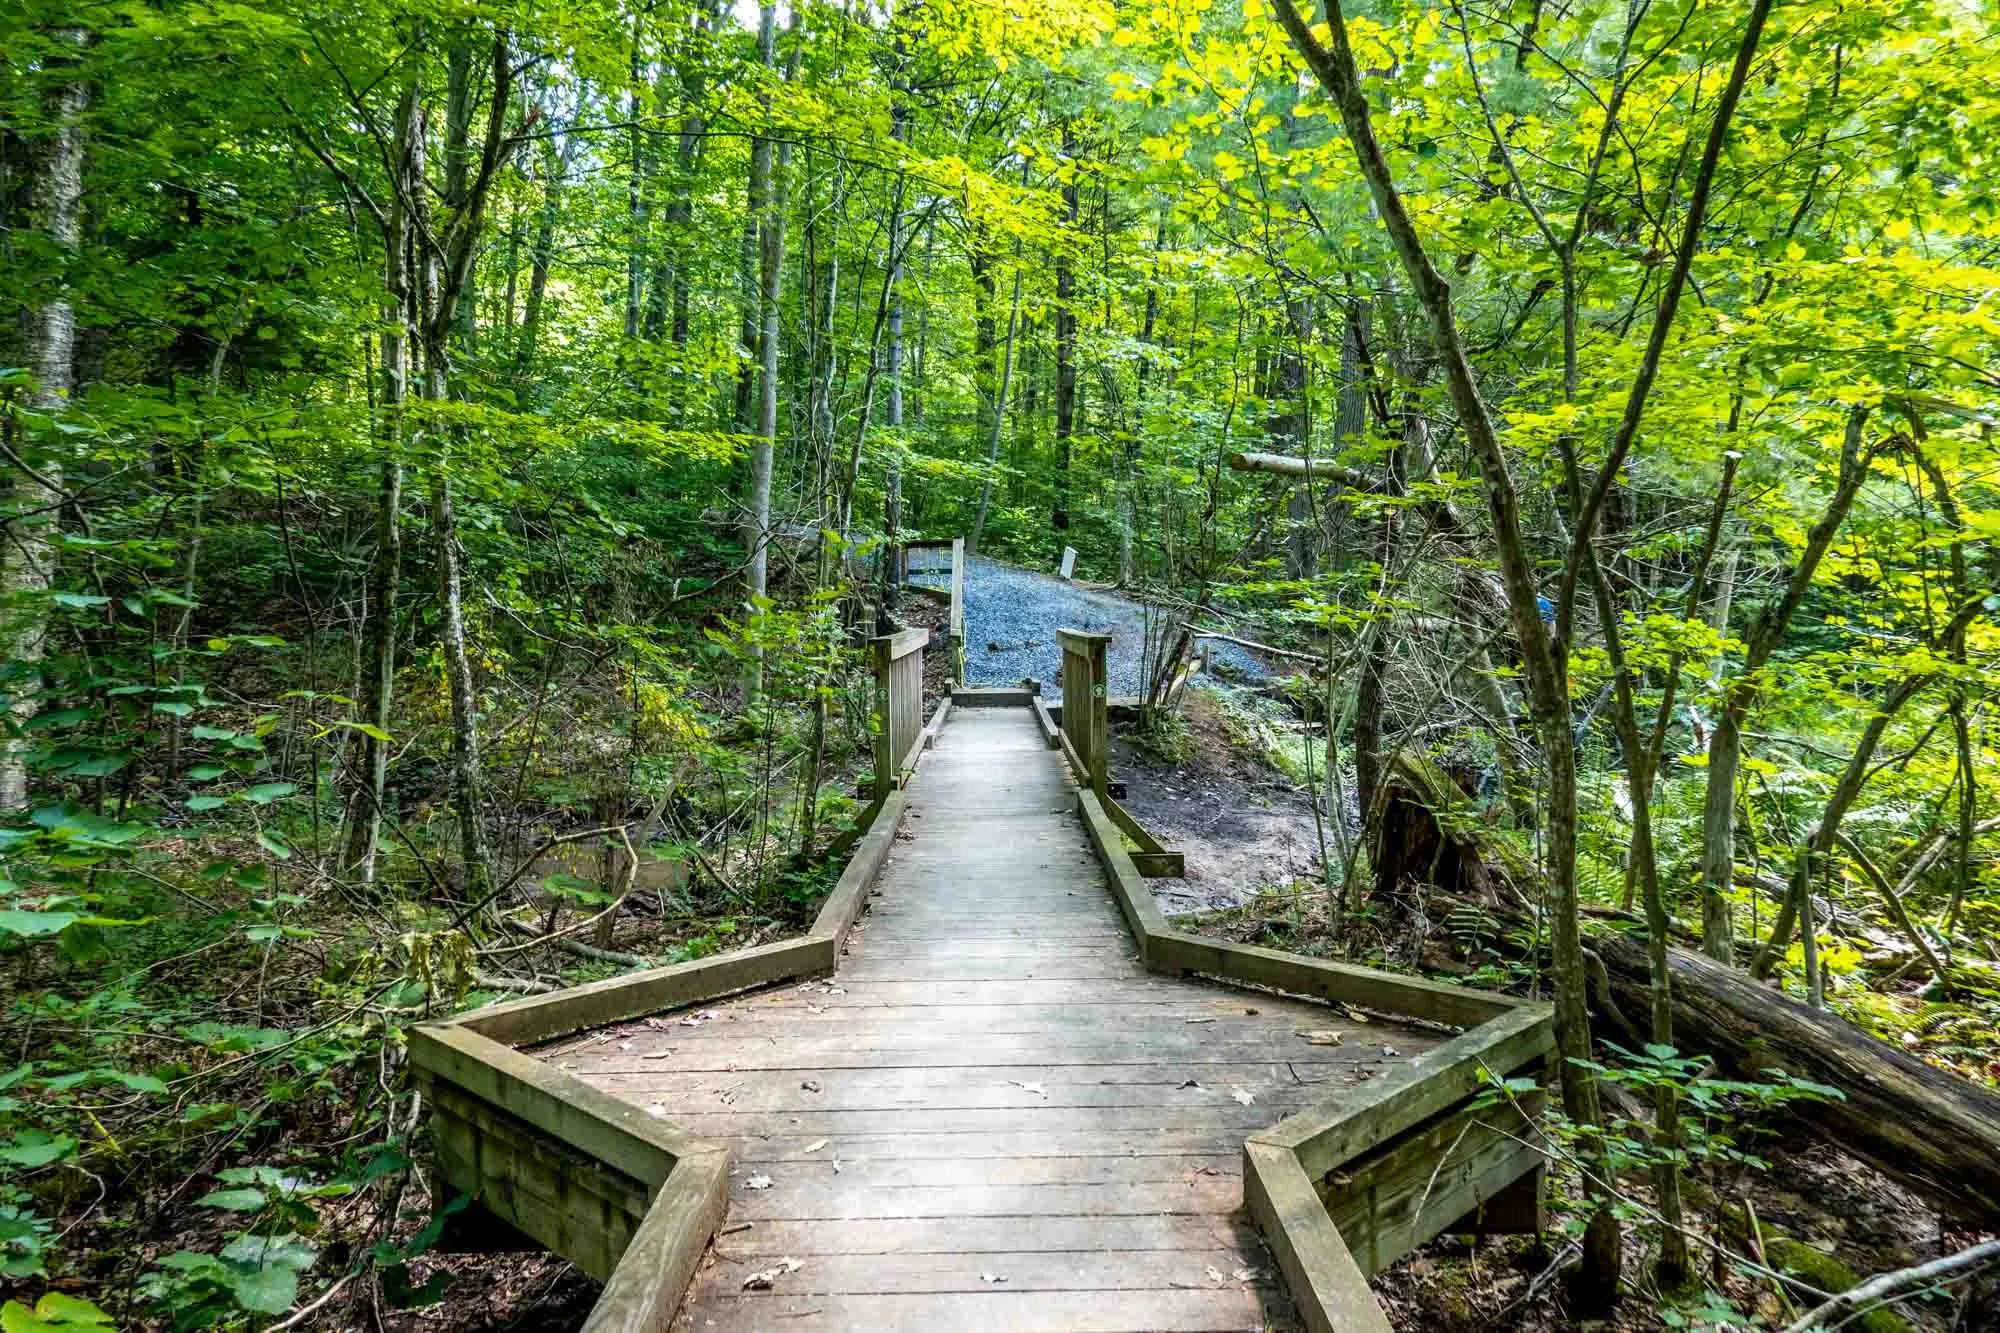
[456,935,835,1045]
[429,1083,644,1281]
[726,1177,1243,1221]
[1076,788,1171,952]
[685,1288,1267,1332]
[810,789,907,951]
[1319,1096,1546,1275]
[582,1149,729,1333]
[1101,791,1166,854]
[1243,1141,1391,1333]
[1132,850,1188,878]
[674,1247,1263,1294]
[948,687,1037,707]
[718,1155,1240,1190]
[695,1212,1265,1256]
[409,1024,690,1182]
[1030,694,1061,748]
[1149,929,1523,1030]
[1250,1005,1553,1180]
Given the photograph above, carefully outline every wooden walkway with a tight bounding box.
[546,707,1442,1331]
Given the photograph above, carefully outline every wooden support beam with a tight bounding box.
[1244,1141,1393,1333]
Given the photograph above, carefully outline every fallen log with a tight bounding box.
[1375,755,2000,1226]
[1593,931,2000,1224]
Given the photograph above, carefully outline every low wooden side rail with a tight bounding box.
[410,629,943,1331]
[871,626,928,798]
[1051,627,1554,1333]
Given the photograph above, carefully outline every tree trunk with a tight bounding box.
[1051,123,1078,541]
[741,0,779,695]
[1,27,88,814]
[1699,405,1874,961]
[341,81,420,882]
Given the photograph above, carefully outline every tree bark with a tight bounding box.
[1595,931,2000,1225]
[1,27,88,814]
[341,81,420,882]
[1051,122,1078,541]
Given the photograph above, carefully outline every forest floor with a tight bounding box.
[1138,723,1998,1331]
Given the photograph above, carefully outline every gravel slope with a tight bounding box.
[943,555,1265,702]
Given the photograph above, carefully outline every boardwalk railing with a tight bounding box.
[871,626,928,799]
[411,619,1549,1333]
[408,625,950,1332]
[892,536,965,681]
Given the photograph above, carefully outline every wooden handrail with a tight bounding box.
[871,628,928,797]
[1056,628,1111,797]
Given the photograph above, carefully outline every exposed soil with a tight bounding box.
[1110,688,1328,916]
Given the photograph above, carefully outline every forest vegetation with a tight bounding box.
[3,0,1998,1327]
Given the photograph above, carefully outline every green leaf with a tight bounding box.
[152,701,194,717]
[50,593,110,609]
[257,830,292,860]
[243,782,297,805]
[191,725,238,741]
[185,796,229,811]
[196,1187,267,1212]
[0,911,79,937]
[187,765,227,780]
[2,1292,114,1331]
[0,1133,77,1168]
[226,1263,299,1314]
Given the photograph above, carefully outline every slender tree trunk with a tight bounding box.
[341,82,419,882]
[1051,123,1078,542]
[1,28,88,814]
[881,51,909,599]
[1699,406,1874,962]
[623,16,648,342]
[514,132,562,381]
[970,245,1024,556]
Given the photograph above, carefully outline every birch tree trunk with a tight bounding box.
[1,28,88,814]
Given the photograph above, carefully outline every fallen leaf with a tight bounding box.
[1184,1016,1217,1025]
[831,1156,843,1174]
[1243,1006,1260,1016]
[1008,1080,1048,1098]
[1205,1265,1226,1285]
[801,1079,822,1093]
[645,1103,667,1118]
[745,1174,773,1190]
[741,1257,803,1290]
[1232,1266,1260,1282]
[807,1004,827,1015]
[802,1139,829,1154]
[641,1051,672,1060]
[1343,1007,1370,1023]
[1230,1086,1256,1106]
[1179,1078,1202,1090]
[1380,1045,1400,1057]
[980,1272,1008,1284]
[1297,1029,1344,1046]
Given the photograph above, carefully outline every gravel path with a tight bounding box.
[935,555,1265,702]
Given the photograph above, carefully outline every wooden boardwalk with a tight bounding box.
[546,707,1442,1331]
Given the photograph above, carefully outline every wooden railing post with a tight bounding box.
[870,627,929,799]
[948,536,966,682]
[1056,628,1111,797]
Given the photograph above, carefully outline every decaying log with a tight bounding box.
[1379,758,2000,1225]
[1593,931,2000,1224]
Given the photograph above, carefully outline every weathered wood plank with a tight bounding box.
[1250,1004,1553,1180]
[582,1149,729,1333]
[1149,930,1521,1030]
[457,936,834,1046]
[684,1289,1269,1332]
[1243,1141,1391,1333]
